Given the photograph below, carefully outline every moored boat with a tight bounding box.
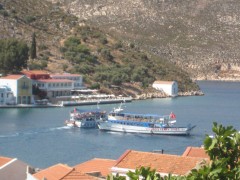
[65,108,107,128]
[98,110,195,135]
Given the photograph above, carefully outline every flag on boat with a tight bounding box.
[170,112,176,119]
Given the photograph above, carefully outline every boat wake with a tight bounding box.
[0,133,20,138]
[49,126,71,131]
[0,126,71,138]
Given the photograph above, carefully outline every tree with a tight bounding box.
[0,38,29,75]
[30,32,37,59]
[188,122,240,179]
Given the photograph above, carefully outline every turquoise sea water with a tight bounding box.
[0,81,240,168]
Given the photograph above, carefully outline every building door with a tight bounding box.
[18,96,21,104]
[22,96,26,104]
[27,96,31,104]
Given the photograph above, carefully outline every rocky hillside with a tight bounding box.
[50,0,240,81]
[0,0,202,98]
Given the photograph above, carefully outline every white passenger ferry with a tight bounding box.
[98,108,195,135]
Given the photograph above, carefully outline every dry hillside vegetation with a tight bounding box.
[52,0,240,81]
[0,0,200,97]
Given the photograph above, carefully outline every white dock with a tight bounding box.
[60,97,132,107]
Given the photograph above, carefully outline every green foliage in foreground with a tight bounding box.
[108,123,240,180]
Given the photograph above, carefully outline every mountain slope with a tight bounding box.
[51,0,240,80]
[0,0,200,97]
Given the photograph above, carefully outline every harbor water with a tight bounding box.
[0,81,240,168]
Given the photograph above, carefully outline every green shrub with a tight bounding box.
[64,36,81,47]
[24,15,36,24]
[90,83,100,89]
[99,37,108,44]
[101,49,113,61]
[114,41,123,49]
[0,10,8,17]
[38,44,48,51]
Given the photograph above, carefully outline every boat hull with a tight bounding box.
[65,120,98,128]
[97,121,194,135]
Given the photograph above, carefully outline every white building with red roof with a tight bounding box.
[50,73,84,90]
[36,79,74,98]
[21,71,85,99]
[152,81,178,97]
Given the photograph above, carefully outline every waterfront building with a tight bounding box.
[21,70,85,99]
[0,75,33,104]
[152,81,178,97]
[0,156,31,180]
[0,85,15,105]
[35,79,74,98]
[50,73,84,90]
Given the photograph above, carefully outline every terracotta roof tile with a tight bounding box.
[113,150,208,176]
[182,147,209,159]
[0,156,12,167]
[33,163,73,180]
[51,74,82,77]
[61,169,99,180]
[0,75,24,80]
[74,158,116,177]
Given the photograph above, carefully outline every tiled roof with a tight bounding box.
[61,169,99,180]
[33,163,99,180]
[36,79,74,83]
[0,156,12,167]
[182,147,209,159]
[153,81,175,85]
[113,150,208,176]
[51,73,81,77]
[0,75,24,80]
[74,158,116,177]
[33,164,73,180]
